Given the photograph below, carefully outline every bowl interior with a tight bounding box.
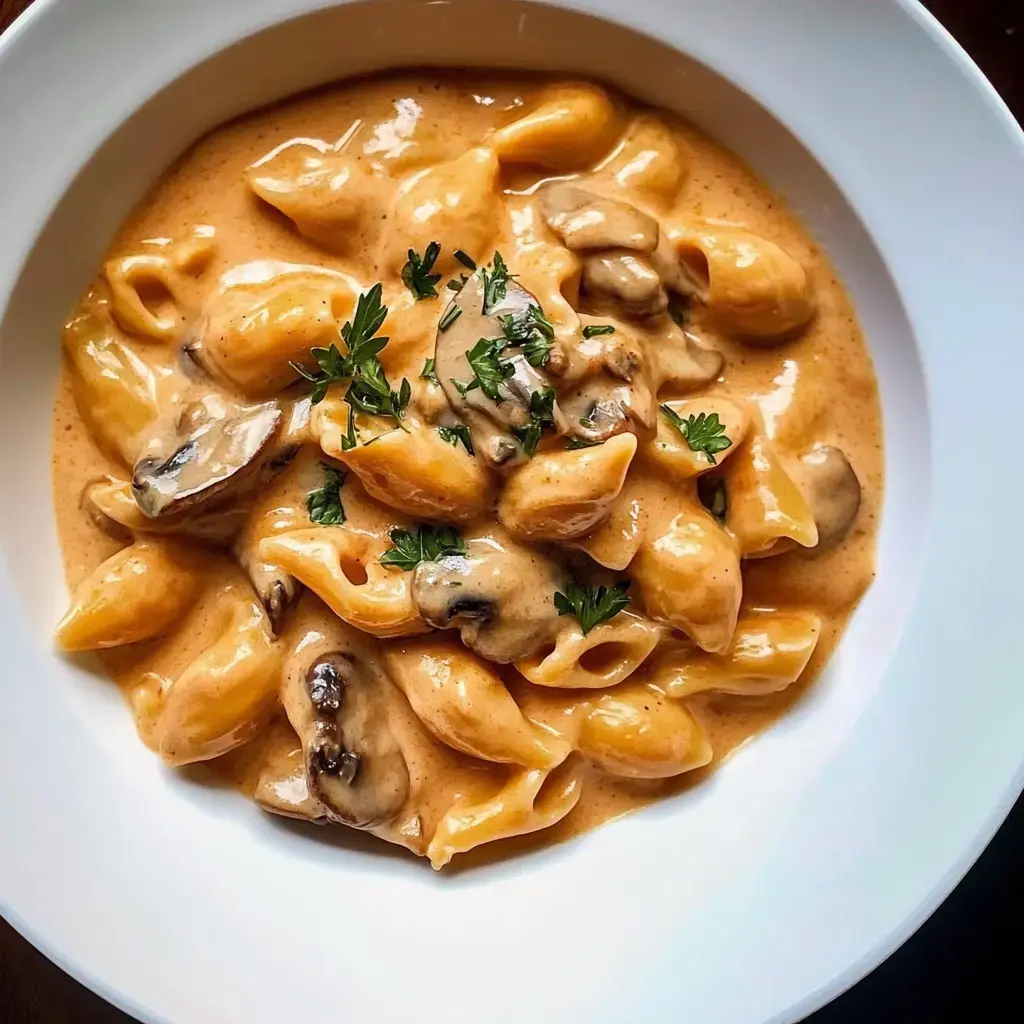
[0,2,928,1022]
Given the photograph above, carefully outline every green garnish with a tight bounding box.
[438,303,462,332]
[454,249,477,271]
[511,386,557,457]
[554,579,631,635]
[380,525,466,572]
[420,357,439,383]
[661,406,732,465]
[401,241,442,300]
[438,423,475,456]
[306,463,347,525]
[446,276,468,293]
[460,336,515,402]
[582,324,615,339]
[565,436,602,450]
[481,251,512,313]
[500,304,555,367]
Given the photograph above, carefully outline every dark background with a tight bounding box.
[1,0,1021,1020]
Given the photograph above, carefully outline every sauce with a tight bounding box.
[51,71,882,868]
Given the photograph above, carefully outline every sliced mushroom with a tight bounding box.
[539,183,659,253]
[580,250,668,318]
[651,321,724,392]
[132,389,282,517]
[798,446,862,550]
[560,373,656,443]
[410,527,564,664]
[282,631,410,829]
[435,270,566,464]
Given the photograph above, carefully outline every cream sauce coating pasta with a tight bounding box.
[51,71,882,868]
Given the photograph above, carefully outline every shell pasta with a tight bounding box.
[51,71,881,869]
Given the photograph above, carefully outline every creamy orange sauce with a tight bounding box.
[51,71,881,869]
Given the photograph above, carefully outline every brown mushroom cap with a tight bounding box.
[799,445,862,550]
[132,391,282,517]
[580,251,668,318]
[540,183,660,253]
[410,528,564,664]
[282,634,410,829]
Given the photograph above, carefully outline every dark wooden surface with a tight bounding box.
[1,0,1022,1020]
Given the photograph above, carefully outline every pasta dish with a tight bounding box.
[51,72,881,869]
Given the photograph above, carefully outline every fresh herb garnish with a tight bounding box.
[582,324,615,339]
[460,336,515,402]
[379,525,466,572]
[306,462,347,525]
[446,276,468,293]
[454,250,477,271]
[438,303,462,332]
[401,242,442,300]
[698,476,727,522]
[438,423,475,456]
[481,251,512,313]
[661,406,732,465]
[500,304,555,367]
[565,436,602,450]
[511,386,557,457]
[420,357,439,383]
[554,579,631,635]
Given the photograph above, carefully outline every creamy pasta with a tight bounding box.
[52,72,882,869]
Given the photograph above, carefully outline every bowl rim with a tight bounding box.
[2,1,1024,1022]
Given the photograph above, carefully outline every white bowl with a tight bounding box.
[1,1,1022,1021]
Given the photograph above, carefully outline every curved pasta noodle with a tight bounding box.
[63,294,161,465]
[385,640,569,768]
[193,274,356,397]
[490,83,619,171]
[317,403,494,521]
[248,142,381,252]
[499,433,637,541]
[648,610,822,699]
[515,612,665,689]
[259,527,427,638]
[595,114,689,205]
[634,505,742,654]
[646,398,749,479]
[156,588,282,766]
[723,433,818,557]
[56,539,205,651]
[570,476,648,571]
[664,223,816,338]
[426,758,584,869]
[104,253,193,343]
[386,147,501,277]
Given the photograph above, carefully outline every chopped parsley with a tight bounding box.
[379,525,466,572]
[661,406,732,465]
[438,423,475,456]
[306,463,346,525]
[438,303,462,332]
[420,357,439,383]
[401,241,442,300]
[457,336,515,403]
[500,304,555,367]
[554,579,631,635]
[582,324,615,339]
[511,386,557,457]
[481,251,512,313]
[565,436,602,450]
[454,249,477,271]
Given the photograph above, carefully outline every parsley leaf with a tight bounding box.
[511,386,557,457]
[401,242,442,300]
[306,462,347,525]
[565,436,602,450]
[438,303,462,332]
[446,276,468,293]
[420,358,439,383]
[481,251,512,313]
[661,406,733,465]
[292,343,348,404]
[500,304,555,367]
[582,324,615,339]
[379,525,467,572]
[461,336,515,402]
[454,249,477,271]
[438,423,475,456]
[554,579,631,635]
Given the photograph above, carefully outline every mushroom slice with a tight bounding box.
[539,183,659,253]
[282,633,410,829]
[435,269,565,463]
[560,373,656,444]
[580,250,668,318]
[410,527,564,664]
[799,445,862,550]
[132,390,282,517]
